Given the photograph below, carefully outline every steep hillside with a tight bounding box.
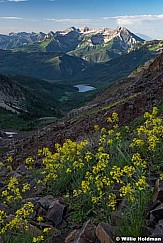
[0,50,88,80]
[0,74,99,130]
[0,74,26,114]
[0,74,67,129]
[72,42,162,88]
[3,52,163,162]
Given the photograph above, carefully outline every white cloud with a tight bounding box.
[8,0,28,2]
[103,14,163,26]
[0,16,23,19]
[45,18,92,23]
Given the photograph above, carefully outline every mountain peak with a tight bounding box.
[116,26,133,36]
[44,31,55,39]
[116,26,144,42]
[64,26,79,33]
[83,26,90,32]
[117,26,128,31]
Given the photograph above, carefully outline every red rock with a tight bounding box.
[152,179,160,203]
[46,200,66,226]
[73,220,96,243]
[65,229,80,243]
[96,222,114,243]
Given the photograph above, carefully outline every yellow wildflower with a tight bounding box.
[135,176,148,190]
[0,210,7,223]
[120,183,135,202]
[123,165,135,177]
[160,173,163,180]
[66,168,72,173]
[22,183,30,193]
[33,235,44,242]
[110,166,123,183]
[7,156,13,163]
[108,193,117,210]
[37,216,44,223]
[94,124,100,131]
[132,153,147,169]
[43,227,51,233]
[81,180,90,193]
[112,112,119,123]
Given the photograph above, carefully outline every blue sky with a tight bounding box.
[0,0,163,39]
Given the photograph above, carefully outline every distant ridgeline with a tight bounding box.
[0,27,162,82]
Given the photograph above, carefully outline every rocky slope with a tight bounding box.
[0,75,27,114]
[0,74,64,120]
[2,52,163,164]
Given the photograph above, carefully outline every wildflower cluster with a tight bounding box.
[1,176,32,206]
[0,202,34,235]
[37,139,89,194]
[1,177,22,203]
[120,183,135,202]
[130,107,163,151]
[6,156,13,171]
[0,210,7,224]
[132,153,147,169]
[130,107,163,172]
[70,111,150,217]
[32,227,51,243]
[25,157,35,170]
[0,107,162,241]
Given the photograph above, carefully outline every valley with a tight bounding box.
[0,26,163,157]
[0,24,163,243]
[0,28,162,132]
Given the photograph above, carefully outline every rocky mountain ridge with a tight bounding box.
[0,27,144,63]
[0,27,143,49]
[57,26,143,46]
[0,32,45,50]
